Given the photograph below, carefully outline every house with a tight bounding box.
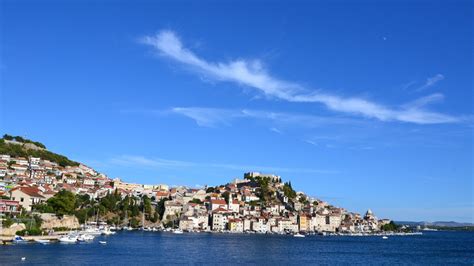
[212,207,230,231]
[179,216,196,231]
[155,191,170,201]
[10,164,28,175]
[228,218,244,232]
[210,199,227,211]
[0,154,11,162]
[29,157,41,166]
[0,199,21,215]
[83,179,95,186]
[228,199,240,213]
[0,166,7,177]
[9,186,46,211]
[298,214,309,232]
[13,157,29,166]
[162,201,183,220]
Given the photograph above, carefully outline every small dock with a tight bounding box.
[1,235,62,244]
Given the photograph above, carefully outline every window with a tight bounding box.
[21,198,24,202]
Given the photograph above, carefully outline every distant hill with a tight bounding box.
[0,134,79,167]
[396,221,474,227]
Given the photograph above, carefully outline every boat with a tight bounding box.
[382,236,388,239]
[294,233,305,238]
[12,235,25,243]
[101,228,116,235]
[35,239,50,244]
[172,229,184,234]
[77,234,95,242]
[59,235,78,243]
[83,227,102,236]
[99,241,107,244]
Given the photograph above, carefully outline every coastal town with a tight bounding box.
[0,134,401,242]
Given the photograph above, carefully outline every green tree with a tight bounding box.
[222,191,230,204]
[381,221,399,231]
[190,198,203,204]
[47,190,76,216]
[156,198,168,220]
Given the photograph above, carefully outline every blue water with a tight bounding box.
[1,231,473,265]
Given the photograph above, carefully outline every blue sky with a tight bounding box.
[1,0,472,222]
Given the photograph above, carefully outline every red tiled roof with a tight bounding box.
[213,207,230,213]
[11,186,45,198]
[211,199,226,205]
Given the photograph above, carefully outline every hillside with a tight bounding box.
[0,134,78,167]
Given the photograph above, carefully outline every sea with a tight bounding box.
[1,231,473,265]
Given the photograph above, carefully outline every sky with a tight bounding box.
[1,0,473,222]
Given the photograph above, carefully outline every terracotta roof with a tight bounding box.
[11,186,45,198]
[211,199,226,205]
[213,207,230,213]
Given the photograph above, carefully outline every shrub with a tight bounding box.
[15,228,42,236]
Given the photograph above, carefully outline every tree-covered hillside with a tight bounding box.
[0,134,79,167]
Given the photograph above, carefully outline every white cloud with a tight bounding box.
[170,107,359,127]
[270,127,283,134]
[142,30,460,124]
[171,107,241,127]
[416,74,445,92]
[110,155,338,174]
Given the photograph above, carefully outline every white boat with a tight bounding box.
[294,233,305,238]
[12,235,25,243]
[382,236,388,239]
[172,229,184,234]
[59,235,78,243]
[78,234,95,242]
[101,228,116,235]
[99,241,107,244]
[35,239,50,244]
[83,227,102,235]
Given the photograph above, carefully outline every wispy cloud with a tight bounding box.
[109,155,338,175]
[171,107,241,127]
[170,107,359,128]
[141,30,460,124]
[415,74,445,92]
[270,127,283,134]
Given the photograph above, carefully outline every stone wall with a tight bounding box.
[40,213,80,230]
[0,223,26,236]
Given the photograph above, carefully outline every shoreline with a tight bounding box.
[1,230,424,244]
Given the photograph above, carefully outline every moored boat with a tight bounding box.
[59,235,78,243]
[12,235,25,243]
[35,239,50,244]
[172,229,184,234]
